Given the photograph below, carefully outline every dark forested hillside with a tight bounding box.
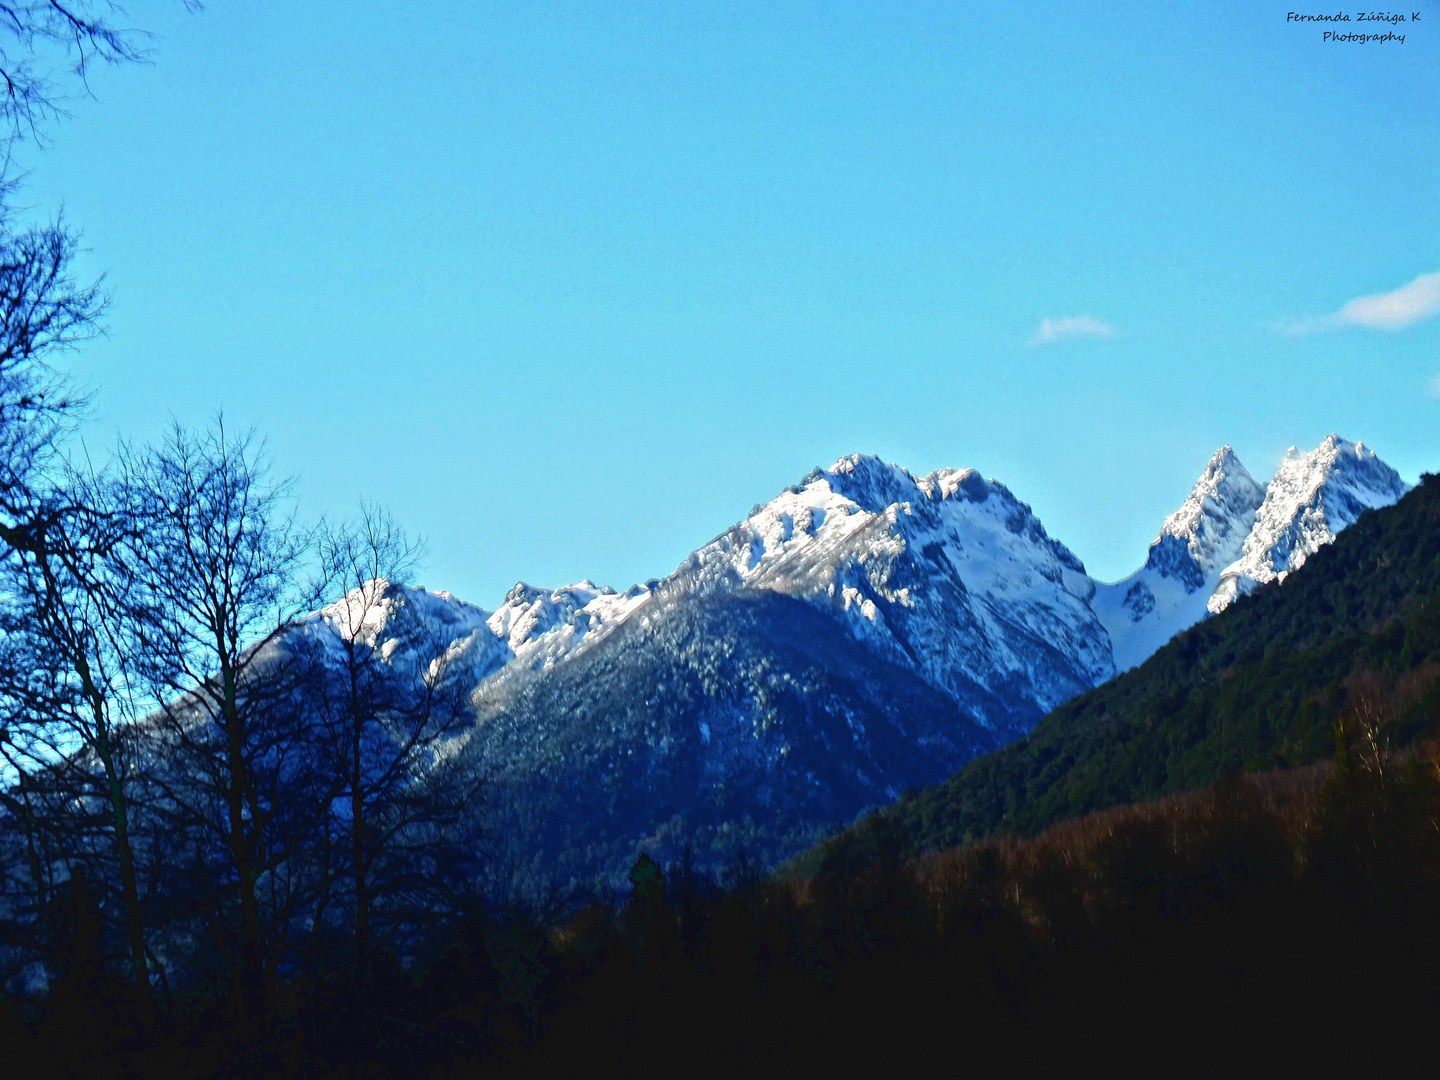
[826,472,1440,858]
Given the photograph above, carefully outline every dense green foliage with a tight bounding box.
[827,472,1440,858]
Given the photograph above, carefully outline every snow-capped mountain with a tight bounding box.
[1093,447,1265,671]
[1209,435,1409,613]
[282,454,1115,887]
[288,438,1408,887]
[295,579,510,689]
[673,454,1113,717]
[483,580,654,676]
[440,455,1120,886]
[439,453,1112,732]
[1095,435,1407,671]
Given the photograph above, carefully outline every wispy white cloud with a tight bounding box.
[1428,373,1440,399]
[1030,315,1114,346]
[1284,270,1440,336]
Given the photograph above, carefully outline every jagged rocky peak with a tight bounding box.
[823,453,927,512]
[298,578,509,681]
[1092,438,1406,673]
[486,578,653,661]
[686,453,1091,589]
[825,453,1047,522]
[1209,435,1409,613]
[313,578,492,641]
[676,452,1111,717]
[312,576,401,642]
[830,454,1082,563]
[1142,446,1266,593]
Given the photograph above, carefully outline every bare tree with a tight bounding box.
[117,418,316,1028]
[308,506,484,988]
[0,211,136,1009]
[0,0,201,1028]
[0,217,105,555]
[0,0,201,540]
[0,462,154,1015]
[0,1,160,152]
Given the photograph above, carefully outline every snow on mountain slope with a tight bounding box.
[1095,436,1406,672]
[671,454,1114,717]
[300,440,1405,714]
[1210,435,1409,613]
[1093,447,1265,671]
[282,440,1409,886]
[300,579,511,681]
[451,452,1122,887]
[295,576,657,697]
[485,580,653,671]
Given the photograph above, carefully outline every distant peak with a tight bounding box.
[818,453,1012,511]
[820,453,923,512]
[502,579,620,607]
[924,466,993,503]
[503,581,547,605]
[1190,445,1260,497]
[1271,435,1402,495]
[1209,435,1407,613]
[1143,446,1265,588]
[825,453,915,485]
[1204,445,1243,472]
[1288,434,1373,466]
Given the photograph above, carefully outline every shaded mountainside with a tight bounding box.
[835,471,1440,857]
[465,587,1012,888]
[388,452,1128,889]
[293,442,1406,888]
[679,453,1113,712]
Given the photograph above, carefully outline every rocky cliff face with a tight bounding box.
[1092,446,1266,671]
[1209,436,1409,613]
[1094,436,1407,671]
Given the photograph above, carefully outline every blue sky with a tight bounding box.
[20,1,1440,601]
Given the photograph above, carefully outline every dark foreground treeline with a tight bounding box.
[0,147,489,1067]
[9,699,1439,1078]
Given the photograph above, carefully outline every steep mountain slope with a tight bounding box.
[1210,435,1409,612]
[671,454,1113,715]
[846,472,1440,857]
[453,455,1115,886]
[1094,436,1407,671]
[1093,447,1265,671]
[466,588,1005,886]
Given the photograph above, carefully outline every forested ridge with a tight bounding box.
[805,472,1440,862]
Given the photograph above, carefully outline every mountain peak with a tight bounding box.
[1142,445,1266,590]
[1094,437,1406,671]
[1209,435,1408,612]
[823,454,926,513]
[1094,446,1265,671]
[678,450,1109,714]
